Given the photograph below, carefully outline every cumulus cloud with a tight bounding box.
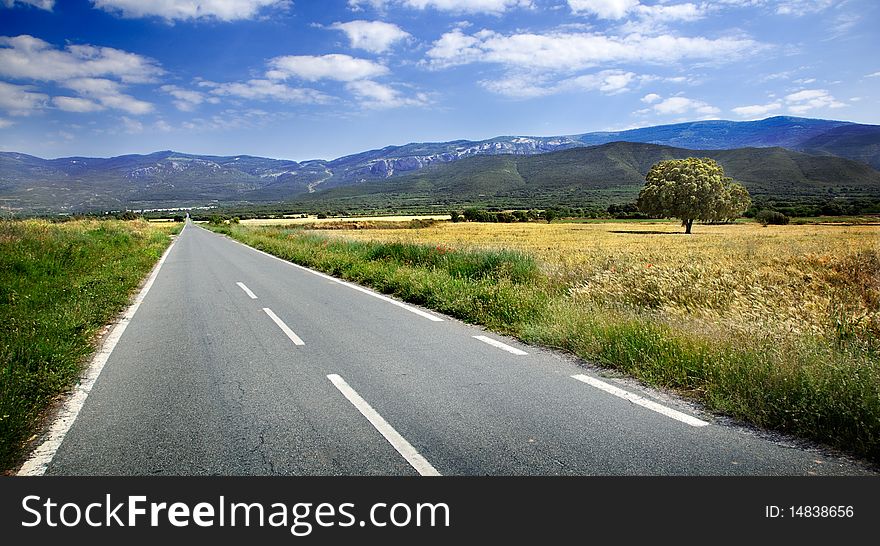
[330,20,410,53]
[62,78,154,114]
[0,117,13,128]
[775,0,833,16]
[647,95,719,116]
[0,81,48,115]
[266,54,389,82]
[92,0,290,21]
[53,96,105,112]
[2,0,54,10]
[425,28,762,71]
[199,79,330,104]
[731,101,781,118]
[160,84,209,111]
[641,92,661,103]
[0,34,163,84]
[348,0,532,15]
[567,0,639,19]
[784,88,845,114]
[345,80,428,108]
[482,69,643,98]
[120,116,143,134]
[568,0,706,23]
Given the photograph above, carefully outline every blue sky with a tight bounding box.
[0,0,877,161]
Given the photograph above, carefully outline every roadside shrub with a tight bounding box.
[756,210,790,225]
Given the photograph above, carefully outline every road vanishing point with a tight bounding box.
[21,221,876,476]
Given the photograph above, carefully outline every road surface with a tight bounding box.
[30,221,875,475]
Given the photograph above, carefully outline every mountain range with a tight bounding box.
[1,116,879,213]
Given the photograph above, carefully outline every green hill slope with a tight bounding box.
[295,142,880,209]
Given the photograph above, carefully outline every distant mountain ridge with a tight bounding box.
[297,141,880,210]
[1,116,879,212]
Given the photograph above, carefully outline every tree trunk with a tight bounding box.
[684,219,693,234]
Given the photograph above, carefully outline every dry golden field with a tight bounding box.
[241,214,451,226]
[320,220,880,347]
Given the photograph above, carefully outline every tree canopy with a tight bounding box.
[636,157,751,233]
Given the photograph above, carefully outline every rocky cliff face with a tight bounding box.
[353,136,583,180]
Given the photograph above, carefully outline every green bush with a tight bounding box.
[756,210,790,225]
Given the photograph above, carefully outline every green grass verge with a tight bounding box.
[0,219,179,473]
[210,223,880,464]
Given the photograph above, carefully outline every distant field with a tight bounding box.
[241,214,451,226]
[212,219,880,462]
[0,219,179,473]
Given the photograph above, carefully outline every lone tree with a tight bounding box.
[636,157,751,234]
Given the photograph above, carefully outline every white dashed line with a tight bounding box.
[571,374,709,427]
[203,225,443,322]
[327,374,441,476]
[263,308,305,346]
[473,335,528,355]
[236,282,258,299]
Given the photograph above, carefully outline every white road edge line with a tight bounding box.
[571,374,709,428]
[198,225,443,322]
[236,281,258,299]
[263,307,305,346]
[473,335,528,356]
[327,374,441,477]
[17,231,180,476]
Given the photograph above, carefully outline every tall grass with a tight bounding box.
[211,222,880,463]
[0,219,178,472]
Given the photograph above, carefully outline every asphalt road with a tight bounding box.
[38,221,876,475]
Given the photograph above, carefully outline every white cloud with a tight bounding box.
[652,96,719,115]
[639,2,703,21]
[731,101,781,118]
[181,108,274,132]
[0,117,13,128]
[348,0,532,15]
[346,80,428,108]
[641,92,661,103]
[63,78,154,115]
[425,28,762,71]
[330,20,410,53]
[161,84,206,111]
[154,119,173,132]
[53,96,105,112]
[0,81,48,115]
[775,0,833,16]
[479,75,551,98]
[266,54,389,82]
[92,0,290,21]
[200,79,330,103]
[0,35,163,84]
[423,29,484,68]
[120,116,143,134]
[2,0,54,10]
[567,0,638,19]
[580,70,635,93]
[784,88,845,114]
[481,69,642,98]
[866,71,880,78]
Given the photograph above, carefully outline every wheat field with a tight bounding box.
[320,220,880,349]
